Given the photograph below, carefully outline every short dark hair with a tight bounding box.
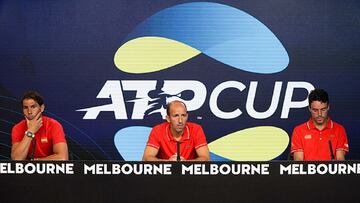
[21,91,45,107]
[308,89,329,105]
[166,100,187,116]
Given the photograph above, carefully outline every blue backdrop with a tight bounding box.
[1,0,359,160]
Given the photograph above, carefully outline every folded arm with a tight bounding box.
[142,146,163,161]
[34,142,68,161]
[189,145,210,161]
[293,151,304,161]
[11,137,33,160]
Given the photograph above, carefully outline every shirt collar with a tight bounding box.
[165,123,190,142]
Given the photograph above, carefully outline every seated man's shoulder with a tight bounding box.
[294,121,308,129]
[43,116,63,127]
[152,122,168,130]
[331,120,346,130]
[186,122,203,130]
[13,119,26,130]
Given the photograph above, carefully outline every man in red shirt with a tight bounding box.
[291,89,349,161]
[11,91,68,160]
[143,100,210,161]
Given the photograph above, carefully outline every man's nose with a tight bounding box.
[318,110,322,116]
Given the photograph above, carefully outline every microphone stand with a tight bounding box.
[177,141,181,161]
[30,138,36,161]
[328,140,335,160]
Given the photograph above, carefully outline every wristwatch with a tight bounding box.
[25,131,35,138]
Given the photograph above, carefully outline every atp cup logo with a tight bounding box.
[114,2,289,74]
[78,2,314,161]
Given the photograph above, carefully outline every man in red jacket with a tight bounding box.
[11,91,68,160]
[291,89,349,161]
[143,100,210,161]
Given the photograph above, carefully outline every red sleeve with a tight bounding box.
[146,127,160,149]
[194,125,207,149]
[50,120,67,144]
[11,122,25,144]
[290,127,303,154]
[336,125,349,152]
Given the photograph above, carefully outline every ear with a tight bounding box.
[166,115,170,123]
[40,104,45,113]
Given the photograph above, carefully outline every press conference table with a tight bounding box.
[0,161,359,202]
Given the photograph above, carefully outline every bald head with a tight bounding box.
[166,100,187,116]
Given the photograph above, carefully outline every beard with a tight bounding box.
[25,111,41,120]
[26,114,35,120]
[175,125,185,133]
[314,116,326,125]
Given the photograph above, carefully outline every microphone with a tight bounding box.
[328,140,335,160]
[177,141,181,161]
[30,139,36,161]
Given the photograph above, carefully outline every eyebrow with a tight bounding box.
[172,113,187,116]
[311,107,328,109]
[23,104,38,108]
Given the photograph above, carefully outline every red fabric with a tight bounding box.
[146,122,208,160]
[291,118,349,160]
[12,116,67,159]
